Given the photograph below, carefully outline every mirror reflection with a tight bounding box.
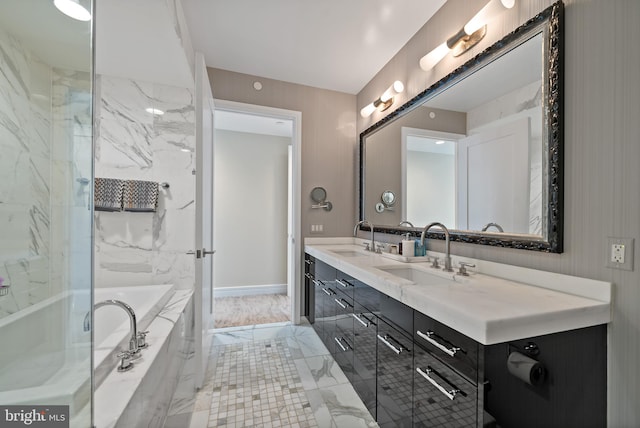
[360,1,563,254]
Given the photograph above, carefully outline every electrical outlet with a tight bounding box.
[310,224,324,234]
[606,237,634,271]
[611,244,625,263]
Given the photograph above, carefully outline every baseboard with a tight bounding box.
[213,284,288,298]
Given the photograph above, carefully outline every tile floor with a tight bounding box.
[166,321,378,428]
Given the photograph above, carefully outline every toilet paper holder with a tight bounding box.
[506,342,546,386]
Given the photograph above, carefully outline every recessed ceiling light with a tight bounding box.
[145,107,165,115]
[53,0,91,21]
[435,140,446,145]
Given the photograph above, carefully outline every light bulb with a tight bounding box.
[419,42,449,71]
[380,81,404,103]
[360,103,377,118]
[464,0,515,36]
[54,0,91,21]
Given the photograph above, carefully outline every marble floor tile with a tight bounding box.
[303,355,350,389]
[185,322,377,428]
[295,331,331,358]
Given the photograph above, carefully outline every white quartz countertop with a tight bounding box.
[305,238,612,345]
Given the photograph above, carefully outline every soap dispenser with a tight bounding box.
[402,233,415,258]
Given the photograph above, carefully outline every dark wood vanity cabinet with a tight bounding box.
[303,253,607,428]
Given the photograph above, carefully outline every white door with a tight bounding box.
[194,52,215,389]
[457,117,530,233]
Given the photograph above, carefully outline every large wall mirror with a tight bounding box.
[359,2,563,252]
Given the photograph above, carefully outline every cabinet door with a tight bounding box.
[332,293,355,381]
[414,344,477,427]
[304,255,315,322]
[376,320,413,428]
[352,304,377,418]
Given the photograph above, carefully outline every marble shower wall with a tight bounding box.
[94,75,196,290]
[0,29,51,318]
[467,80,543,235]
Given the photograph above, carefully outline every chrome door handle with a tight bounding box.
[334,336,349,352]
[416,366,461,401]
[335,279,350,288]
[352,313,371,327]
[202,248,216,256]
[377,334,405,355]
[416,330,461,357]
[186,249,202,258]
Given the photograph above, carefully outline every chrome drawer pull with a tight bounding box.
[312,279,320,286]
[334,336,349,352]
[305,272,313,279]
[334,298,348,309]
[335,279,350,288]
[352,313,371,327]
[417,366,461,401]
[305,259,314,265]
[377,334,405,355]
[322,287,334,296]
[417,330,461,357]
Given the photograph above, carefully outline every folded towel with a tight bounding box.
[94,178,124,211]
[123,180,159,212]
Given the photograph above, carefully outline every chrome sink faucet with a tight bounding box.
[420,222,453,272]
[354,220,376,252]
[83,299,141,354]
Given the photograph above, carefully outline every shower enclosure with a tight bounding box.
[0,1,93,426]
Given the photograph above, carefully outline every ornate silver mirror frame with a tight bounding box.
[358,2,564,253]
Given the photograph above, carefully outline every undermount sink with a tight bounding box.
[374,265,454,285]
[330,249,369,257]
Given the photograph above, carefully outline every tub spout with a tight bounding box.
[84,299,139,354]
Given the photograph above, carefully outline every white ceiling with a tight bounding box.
[181,0,446,94]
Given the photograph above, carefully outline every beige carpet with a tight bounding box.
[213,293,291,328]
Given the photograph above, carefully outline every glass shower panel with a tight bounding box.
[0,1,93,427]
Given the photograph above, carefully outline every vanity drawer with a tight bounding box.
[414,344,477,427]
[414,311,479,384]
[335,270,358,300]
[380,294,413,336]
[354,281,382,313]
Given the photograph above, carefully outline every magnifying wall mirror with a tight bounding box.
[359,2,563,252]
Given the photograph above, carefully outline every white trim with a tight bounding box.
[213,284,288,298]
[213,99,302,325]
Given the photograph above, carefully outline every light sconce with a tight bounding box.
[360,80,405,118]
[54,0,92,21]
[419,0,515,71]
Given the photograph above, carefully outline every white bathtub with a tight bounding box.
[94,287,194,428]
[93,284,175,389]
[0,290,91,414]
[0,284,176,420]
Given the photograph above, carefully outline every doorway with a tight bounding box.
[211,100,301,328]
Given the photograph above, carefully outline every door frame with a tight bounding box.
[212,99,302,325]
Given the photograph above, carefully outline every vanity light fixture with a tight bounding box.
[419,0,515,71]
[53,0,91,21]
[360,80,405,118]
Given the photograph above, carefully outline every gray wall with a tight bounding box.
[358,0,640,425]
[207,68,357,239]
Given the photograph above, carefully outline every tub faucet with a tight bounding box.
[83,299,140,354]
[420,222,453,272]
[482,222,504,232]
[354,220,376,252]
